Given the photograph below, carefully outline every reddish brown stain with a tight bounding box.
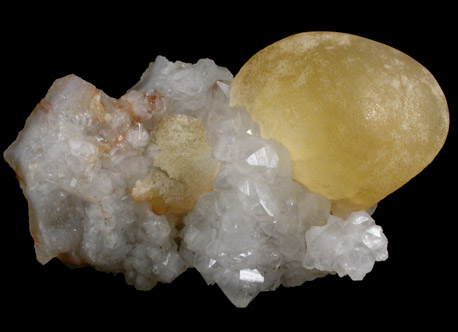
[14,166,27,187]
[147,93,158,105]
[34,99,52,114]
[31,231,40,247]
[94,115,106,123]
[150,196,166,215]
[57,252,86,267]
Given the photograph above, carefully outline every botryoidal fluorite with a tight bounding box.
[5,55,388,307]
[231,32,449,212]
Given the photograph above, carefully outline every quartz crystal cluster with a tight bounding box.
[5,55,388,307]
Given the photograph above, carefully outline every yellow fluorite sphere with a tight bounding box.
[230,31,449,212]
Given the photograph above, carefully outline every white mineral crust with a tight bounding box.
[4,56,388,307]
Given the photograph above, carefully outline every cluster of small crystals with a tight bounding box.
[4,73,191,290]
[4,56,388,307]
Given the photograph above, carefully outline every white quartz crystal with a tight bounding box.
[4,74,188,290]
[4,55,388,307]
[303,212,388,281]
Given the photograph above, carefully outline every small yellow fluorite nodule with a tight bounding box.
[132,114,221,216]
[230,31,449,212]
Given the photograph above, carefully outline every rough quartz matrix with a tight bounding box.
[5,55,388,307]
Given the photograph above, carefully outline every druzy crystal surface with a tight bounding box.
[5,55,389,307]
[231,31,449,212]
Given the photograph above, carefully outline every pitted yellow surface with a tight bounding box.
[230,31,449,211]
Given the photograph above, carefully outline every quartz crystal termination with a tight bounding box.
[5,55,388,307]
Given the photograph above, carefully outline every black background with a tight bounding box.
[2,3,456,328]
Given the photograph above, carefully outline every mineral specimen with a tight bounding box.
[230,31,449,212]
[5,32,447,307]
